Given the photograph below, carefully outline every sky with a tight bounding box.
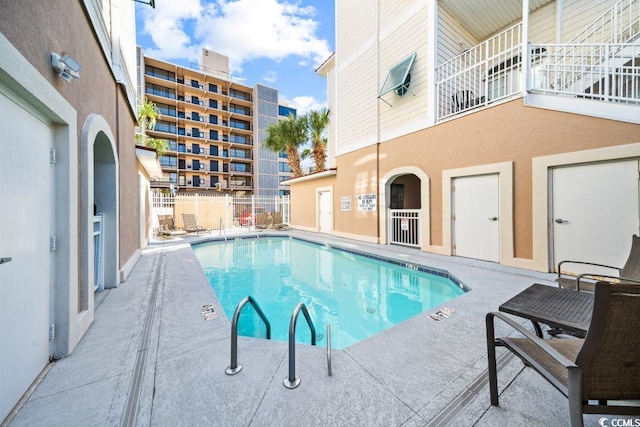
[135,0,335,115]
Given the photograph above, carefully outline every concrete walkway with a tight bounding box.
[5,230,635,426]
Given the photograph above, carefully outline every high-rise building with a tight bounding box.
[138,48,294,196]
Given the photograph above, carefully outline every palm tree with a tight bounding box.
[263,114,307,177]
[306,108,329,172]
[136,97,168,157]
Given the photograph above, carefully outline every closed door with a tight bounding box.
[452,174,500,262]
[319,191,332,233]
[0,91,52,420]
[552,160,640,275]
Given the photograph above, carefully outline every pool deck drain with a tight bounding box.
[5,230,619,427]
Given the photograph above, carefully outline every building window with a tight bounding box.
[154,121,177,134]
[229,89,250,101]
[230,162,249,172]
[145,83,176,100]
[145,66,176,82]
[278,105,296,117]
[279,162,291,172]
[159,155,177,167]
[230,119,250,130]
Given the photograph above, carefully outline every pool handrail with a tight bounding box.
[283,303,316,389]
[327,324,332,377]
[225,295,271,375]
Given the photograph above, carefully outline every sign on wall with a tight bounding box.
[357,194,377,211]
[341,196,351,211]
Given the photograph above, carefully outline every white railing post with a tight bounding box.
[521,0,530,95]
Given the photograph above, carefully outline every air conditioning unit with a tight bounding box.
[199,117,204,122]
[200,148,205,154]
[200,164,205,170]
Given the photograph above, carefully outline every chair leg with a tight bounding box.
[568,369,584,427]
[486,314,499,406]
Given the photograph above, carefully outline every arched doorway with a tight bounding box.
[81,115,119,313]
[380,167,429,248]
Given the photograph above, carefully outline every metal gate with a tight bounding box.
[388,209,420,247]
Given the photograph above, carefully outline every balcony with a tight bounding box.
[435,0,640,123]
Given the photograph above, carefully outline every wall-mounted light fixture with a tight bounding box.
[133,0,155,8]
[51,53,81,82]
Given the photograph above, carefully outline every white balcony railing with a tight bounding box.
[567,0,640,45]
[436,23,523,121]
[530,43,640,104]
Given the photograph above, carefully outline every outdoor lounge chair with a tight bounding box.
[556,234,640,292]
[271,211,289,230]
[157,214,186,237]
[181,213,210,235]
[254,212,269,229]
[486,281,640,427]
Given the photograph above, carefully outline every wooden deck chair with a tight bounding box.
[181,213,209,235]
[556,234,640,292]
[487,281,640,427]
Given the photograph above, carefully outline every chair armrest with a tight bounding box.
[486,312,577,369]
[557,260,620,278]
[576,274,640,290]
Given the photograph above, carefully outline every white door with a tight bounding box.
[552,160,640,275]
[318,191,332,233]
[453,174,500,262]
[0,91,52,420]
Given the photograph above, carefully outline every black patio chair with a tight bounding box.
[556,234,640,292]
[486,281,640,427]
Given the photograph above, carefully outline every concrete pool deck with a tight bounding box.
[4,230,635,426]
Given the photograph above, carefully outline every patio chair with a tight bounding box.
[486,281,640,427]
[254,212,269,229]
[271,211,289,230]
[556,234,640,292]
[157,214,186,237]
[181,213,210,235]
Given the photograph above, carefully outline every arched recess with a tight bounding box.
[379,166,430,248]
[80,114,119,312]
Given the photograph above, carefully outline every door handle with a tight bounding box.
[554,218,569,224]
[488,217,498,221]
[0,257,12,265]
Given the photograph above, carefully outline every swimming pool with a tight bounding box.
[193,237,467,349]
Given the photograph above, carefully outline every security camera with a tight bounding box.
[51,53,81,82]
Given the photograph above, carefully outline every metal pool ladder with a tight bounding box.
[284,303,316,389]
[225,295,271,375]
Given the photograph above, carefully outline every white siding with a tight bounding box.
[529,1,556,43]
[379,1,431,142]
[336,0,379,155]
[438,5,478,66]
[562,0,619,41]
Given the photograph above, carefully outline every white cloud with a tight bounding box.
[139,0,332,74]
[262,70,278,84]
[280,95,325,115]
[139,0,203,62]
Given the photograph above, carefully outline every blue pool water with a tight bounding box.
[193,237,467,349]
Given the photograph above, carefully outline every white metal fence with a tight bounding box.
[151,193,290,235]
[388,210,420,248]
